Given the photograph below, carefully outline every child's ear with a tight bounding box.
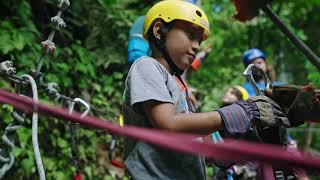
[152,21,164,40]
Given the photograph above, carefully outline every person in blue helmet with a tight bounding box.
[242,49,310,180]
[242,48,283,96]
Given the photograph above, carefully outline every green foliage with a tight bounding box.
[0,0,319,179]
[192,0,320,111]
[0,0,127,179]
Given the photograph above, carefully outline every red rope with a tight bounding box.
[111,159,125,169]
[0,89,320,171]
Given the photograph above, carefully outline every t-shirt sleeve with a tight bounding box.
[129,58,173,109]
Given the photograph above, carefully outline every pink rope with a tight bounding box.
[0,89,319,172]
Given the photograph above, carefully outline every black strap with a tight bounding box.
[157,24,185,76]
[160,45,184,75]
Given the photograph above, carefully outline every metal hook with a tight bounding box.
[243,64,271,95]
[68,98,90,117]
[68,98,90,176]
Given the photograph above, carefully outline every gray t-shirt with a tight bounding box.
[122,56,206,180]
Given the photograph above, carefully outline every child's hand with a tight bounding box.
[243,95,290,127]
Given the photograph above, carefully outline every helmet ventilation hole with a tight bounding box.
[196,10,202,17]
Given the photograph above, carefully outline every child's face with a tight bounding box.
[165,20,204,70]
[251,58,267,73]
[222,88,239,105]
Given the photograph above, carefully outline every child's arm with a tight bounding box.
[142,96,289,135]
[128,59,288,135]
[142,100,222,134]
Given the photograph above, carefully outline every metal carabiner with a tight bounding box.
[68,98,90,117]
[243,64,288,146]
[242,64,271,95]
[68,98,90,180]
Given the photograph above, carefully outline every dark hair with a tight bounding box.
[230,87,243,100]
[266,63,276,81]
[147,20,174,46]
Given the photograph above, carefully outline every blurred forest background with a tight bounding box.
[0,0,319,179]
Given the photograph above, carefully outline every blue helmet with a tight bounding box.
[243,48,266,67]
[128,16,151,63]
[186,0,197,4]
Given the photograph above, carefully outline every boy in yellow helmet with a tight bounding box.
[122,1,289,179]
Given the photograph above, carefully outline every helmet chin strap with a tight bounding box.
[157,27,185,76]
[160,45,184,75]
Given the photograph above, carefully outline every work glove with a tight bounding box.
[217,95,289,135]
[214,96,289,169]
[271,83,320,127]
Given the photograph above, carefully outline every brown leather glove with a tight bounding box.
[272,83,320,127]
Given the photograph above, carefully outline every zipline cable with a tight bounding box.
[261,5,320,69]
[36,0,70,76]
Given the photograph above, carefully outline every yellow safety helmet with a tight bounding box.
[234,85,249,100]
[143,0,210,40]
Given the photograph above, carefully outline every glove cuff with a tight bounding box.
[217,103,252,134]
